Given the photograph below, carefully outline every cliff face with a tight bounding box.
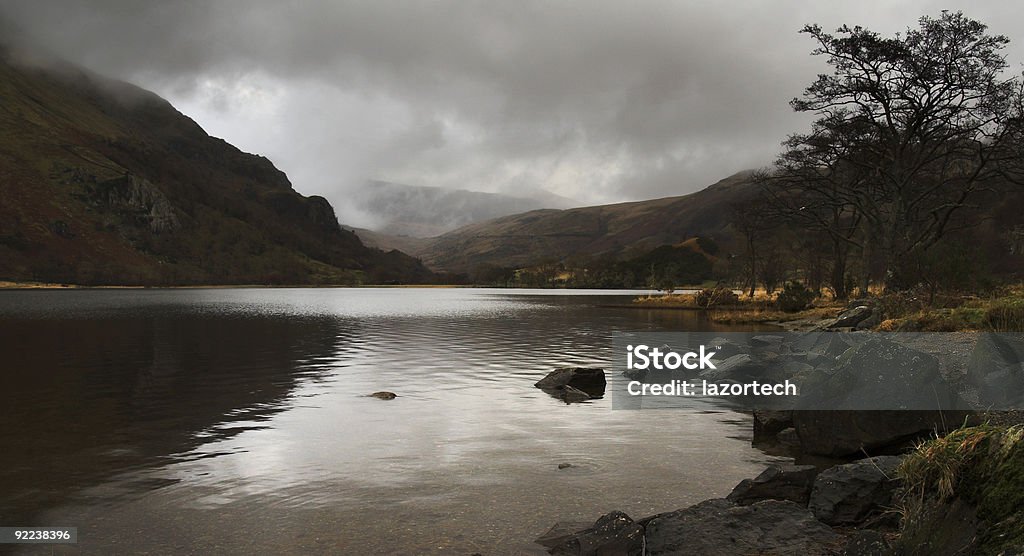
[0,46,432,285]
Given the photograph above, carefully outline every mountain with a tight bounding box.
[350,180,579,238]
[0,46,432,285]
[413,172,761,273]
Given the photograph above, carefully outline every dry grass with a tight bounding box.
[898,424,1023,500]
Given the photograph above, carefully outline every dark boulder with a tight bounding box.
[645,499,842,556]
[966,334,1024,409]
[543,385,594,404]
[537,510,643,556]
[794,331,854,360]
[753,409,793,442]
[699,353,765,382]
[367,391,397,400]
[796,337,965,410]
[727,463,819,506]
[828,305,876,329]
[707,337,747,360]
[536,368,606,396]
[792,410,966,458]
[750,335,785,349]
[792,337,971,456]
[809,456,901,525]
[535,521,592,550]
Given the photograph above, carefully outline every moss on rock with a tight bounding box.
[896,424,1024,554]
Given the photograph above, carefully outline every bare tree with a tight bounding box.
[780,11,1023,289]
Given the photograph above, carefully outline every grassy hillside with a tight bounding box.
[0,46,432,285]
[415,172,760,273]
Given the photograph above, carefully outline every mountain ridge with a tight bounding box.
[350,179,579,238]
[0,45,432,285]
[400,171,761,273]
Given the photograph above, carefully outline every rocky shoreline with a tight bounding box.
[529,326,1024,555]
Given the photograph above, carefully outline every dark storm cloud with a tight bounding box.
[4,1,1023,212]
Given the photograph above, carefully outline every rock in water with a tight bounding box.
[535,368,606,395]
[752,410,793,442]
[368,391,397,400]
[808,456,902,525]
[538,510,644,556]
[645,499,841,556]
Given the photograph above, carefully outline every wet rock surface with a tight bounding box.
[727,463,819,506]
[536,510,643,556]
[645,499,842,556]
[809,456,902,525]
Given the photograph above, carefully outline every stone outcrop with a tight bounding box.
[727,463,819,506]
[808,456,902,525]
[644,499,842,556]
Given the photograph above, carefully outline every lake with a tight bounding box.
[0,288,784,554]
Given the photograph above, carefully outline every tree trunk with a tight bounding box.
[830,240,848,300]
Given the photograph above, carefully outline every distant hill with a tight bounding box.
[413,172,761,273]
[0,46,432,285]
[350,180,578,238]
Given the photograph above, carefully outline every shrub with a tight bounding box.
[695,287,739,308]
[775,281,816,312]
[984,297,1024,331]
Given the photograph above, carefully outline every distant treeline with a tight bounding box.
[465,237,719,289]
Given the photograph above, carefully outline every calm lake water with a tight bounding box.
[0,288,783,555]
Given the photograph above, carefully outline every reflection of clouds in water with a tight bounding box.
[1,288,783,552]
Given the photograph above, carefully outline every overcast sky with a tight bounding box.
[4,1,1024,224]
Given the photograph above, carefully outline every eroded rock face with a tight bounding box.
[645,499,842,556]
[92,175,180,233]
[809,456,902,525]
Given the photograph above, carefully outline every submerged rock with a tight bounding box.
[536,368,606,403]
[535,368,606,393]
[367,391,397,400]
[537,510,643,555]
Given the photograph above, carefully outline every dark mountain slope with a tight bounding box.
[0,47,431,285]
[416,172,760,273]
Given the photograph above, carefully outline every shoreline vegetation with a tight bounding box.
[633,284,1024,333]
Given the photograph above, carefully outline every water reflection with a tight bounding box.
[0,308,349,525]
[0,289,782,554]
